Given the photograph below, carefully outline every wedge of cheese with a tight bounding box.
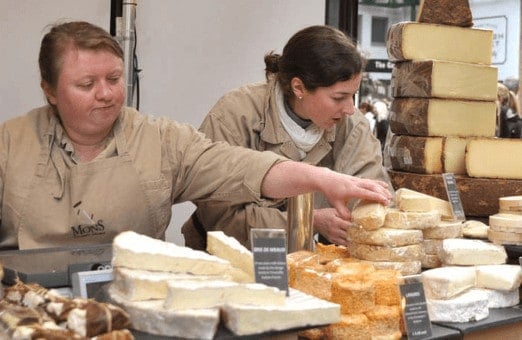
[347,226,422,247]
[387,22,491,63]
[395,188,453,220]
[440,238,507,265]
[416,0,473,27]
[112,231,232,275]
[422,266,476,299]
[475,265,522,291]
[389,135,443,174]
[462,220,489,239]
[206,231,254,282]
[163,280,285,310]
[384,208,440,230]
[427,289,489,323]
[466,138,522,179]
[390,98,496,137]
[391,60,498,101]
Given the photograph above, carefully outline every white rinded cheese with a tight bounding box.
[163,280,286,310]
[360,260,421,276]
[351,243,424,262]
[112,231,231,275]
[206,231,254,282]
[474,288,520,308]
[489,213,522,232]
[221,288,340,336]
[387,22,492,64]
[423,221,463,240]
[440,238,507,265]
[427,289,489,323]
[390,98,496,138]
[352,200,387,230]
[391,60,498,101]
[423,239,443,255]
[466,138,522,179]
[108,286,220,339]
[421,254,441,269]
[384,208,440,230]
[499,196,522,213]
[395,188,453,220]
[422,266,476,299]
[111,267,234,301]
[475,264,522,291]
[347,226,423,247]
[462,220,489,239]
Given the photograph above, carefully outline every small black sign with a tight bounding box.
[400,281,432,339]
[365,59,395,73]
[442,173,466,221]
[251,233,289,295]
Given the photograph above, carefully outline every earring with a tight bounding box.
[298,96,302,99]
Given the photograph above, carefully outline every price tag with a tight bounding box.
[442,173,466,221]
[399,275,432,339]
[251,229,289,295]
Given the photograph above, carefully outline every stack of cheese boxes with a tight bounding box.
[349,189,466,272]
[107,231,340,339]
[386,3,522,183]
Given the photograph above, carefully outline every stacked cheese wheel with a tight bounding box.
[488,196,522,245]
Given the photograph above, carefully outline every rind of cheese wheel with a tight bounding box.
[352,200,387,230]
[426,289,489,323]
[440,238,507,265]
[220,288,341,336]
[488,213,522,232]
[421,266,476,299]
[108,285,220,339]
[111,267,235,301]
[384,208,440,230]
[351,243,424,262]
[389,135,443,174]
[499,195,522,213]
[395,188,453,220]
[387,22,490,63]
[163,280,285,310]
[477,288,520,309]
[466,138,522,179]
[422,220,463,239]
[389,98,496,138]
[206,231,254,281]
[488,229,522,245]
[347,225,423,247]
[391,60,498,101]
[331,276,375,314]
[112,231,231,275]
[416,0,473,27]
[462,220,489,239]
[475,264,522,291]
[360,260,421,276]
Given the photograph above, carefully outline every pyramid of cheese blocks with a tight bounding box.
[288,244,405,339]
[387,1,497,176]
[108,231,340,339]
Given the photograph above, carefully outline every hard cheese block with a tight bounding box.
[422,266,476,299]
[416,0,473,27]
[391,60,497,101]
[395,188,453,220]
[466,138,522,179]
[221,288,340,336]
[389,98,496,137]
[387,22,491,64]
[388,170,522,217]
[440,238,507,265]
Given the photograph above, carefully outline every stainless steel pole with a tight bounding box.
[287,192,314,253]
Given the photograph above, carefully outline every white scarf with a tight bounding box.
[275,83,324,160]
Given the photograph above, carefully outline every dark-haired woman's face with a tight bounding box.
[299,73,362,129]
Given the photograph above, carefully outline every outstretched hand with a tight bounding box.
[313,208,352,246]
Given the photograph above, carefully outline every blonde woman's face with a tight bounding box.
[299,73,363,130]
[44,47,125,140]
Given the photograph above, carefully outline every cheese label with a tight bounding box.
[251,229,289,295]
[399,276,432,339]
[442,173,466,221]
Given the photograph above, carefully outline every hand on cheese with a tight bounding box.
[352,200,387,230]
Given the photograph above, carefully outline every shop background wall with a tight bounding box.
[0,0,325,246]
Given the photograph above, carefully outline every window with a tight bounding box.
[371,16,388,45]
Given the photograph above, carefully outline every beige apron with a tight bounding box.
[17,120,158,249]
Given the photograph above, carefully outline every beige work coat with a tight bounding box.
[182,77,392,250]
[0,106,284,250]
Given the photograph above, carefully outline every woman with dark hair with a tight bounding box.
[182,25,392,250]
